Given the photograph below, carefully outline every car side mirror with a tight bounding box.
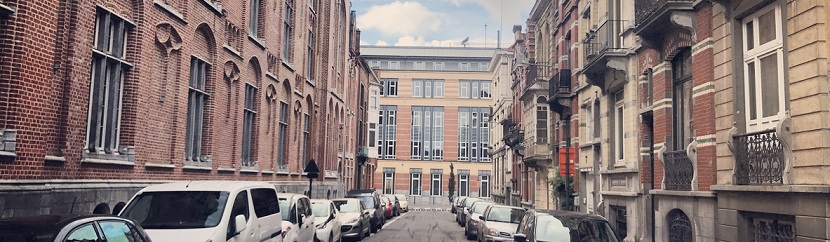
[363,210,370,215]
[479,215,485,220]
[514,233,527,242]
[234,215,247,235]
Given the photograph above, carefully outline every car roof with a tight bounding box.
[536,210,608,221]
[278,193,306,200]
[140,181,274,192]
[331,198,358,202]
[487,204,523,210]
[347,189,377,195]
[0,214,129,233]
[310,199,332,204]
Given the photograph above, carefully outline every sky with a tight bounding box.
[352,0,535,48]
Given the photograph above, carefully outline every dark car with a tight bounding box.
[346,189,385,233]
[0,214,151,242]
[457,197,481,226]
[513,210,621,242]
[383,194,401,216]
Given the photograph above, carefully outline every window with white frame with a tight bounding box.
[430,170,443,196]
[410,107,444,160]
[412,79,444,98]
[479,171,490,198]
[388,61,400,70]
[369,61,380,68]
[413,61,426,70]
[242,84,258,167]
[378,106,397,159]
[434,62,445,71]
[459,107,490,161]
[742,3,786,132]
[459,80,492,99]
[614,91,624,163]
[383,168,395,194]
[185,56,210,163]
[410,169,422,196]
[458,171,470,197]
[537,106,548,144]
[460,62,470,71]
[380,78,398,97]
[87,8,133,155]
[479,62,489,71]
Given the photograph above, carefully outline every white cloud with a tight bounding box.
[451,0,533,29]
[374,40,390,46]
[392,35,497,48]
[357,1,443,37]
[360,40,369,45]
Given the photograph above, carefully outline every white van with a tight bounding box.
[119,181,283,242]
[277,193,316,242]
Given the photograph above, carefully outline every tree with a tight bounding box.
[549,175,575,211]
[448,163,456,203]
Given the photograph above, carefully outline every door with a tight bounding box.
[227,191,252,242]
[297,198,315,241]
[251,188,282,241]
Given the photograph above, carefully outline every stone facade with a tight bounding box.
[489,49,515,205]
[0,0,364,216]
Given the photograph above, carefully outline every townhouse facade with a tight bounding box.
[489,49,516,205]
[0,0,367,216]
[363,46,494,205]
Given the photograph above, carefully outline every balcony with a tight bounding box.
[663,150,693,191]
[633,0,695,40]
[548,69,572,115]
[521,63,552,100]
[523,143,552,169]
[732,129,785,185]
[583,20,628,90]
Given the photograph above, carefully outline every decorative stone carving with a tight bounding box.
[686,140,698,191]
[776,112,793,185]
[671,11,696,41]
[224,61,240,121]
[154,23,182,53]
[224,20,243,53]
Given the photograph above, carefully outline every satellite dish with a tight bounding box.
[461,37,469,47]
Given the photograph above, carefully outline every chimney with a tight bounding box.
[513,25,523,42]
[356,29,361,54]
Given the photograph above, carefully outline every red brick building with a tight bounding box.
[0,0,366,216]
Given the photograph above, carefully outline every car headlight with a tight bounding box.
[487,228,500,236]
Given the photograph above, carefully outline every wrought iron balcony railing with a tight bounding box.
[524,63,553,93]
[584,20,627,64]
[635,0,694,26]
[548,69,572,115]
[663,149,693,191]
[733,129,785,185]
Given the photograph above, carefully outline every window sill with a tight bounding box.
[306,78,316,87]
[247,35,266,50]
[599,168,638,174]
[81,158,136,167]
[276,170,290,175]
[182,165,213,171]
[600,191,639,197]
[198,0,224,16]
[266,72,278,82]
[291,172,302,176]
[294,89,303,96]
[240,168,259,174]
[711,185,830,194]
[0,3,16,17]
[218,167,236,173]
[153,0,186,24]
[44,155,66,162]
[223,44,243,59]
[0,151,16,158]
[649,190,715,197]
[145,162,175,169]
[282,61,295,72]
[261,170,274,175]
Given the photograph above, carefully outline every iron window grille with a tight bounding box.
[747,212,796,242]
[663,150,693,191]
[668,209,693,242]
[733,129,785,185]
[185,56,210,162]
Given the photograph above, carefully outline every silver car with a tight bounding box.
[477,205,525,242]
[465,201,495,240]
[332,198,371,241]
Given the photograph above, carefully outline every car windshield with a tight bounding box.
[121,191,229,229]
[395,194,407,201]
[569,220,620,242]
[333,200,360,213]
[464,198,481,208]
[485,207,524,224]
[278,199,292,221]
[534,215,572,242]
[354,196,375,208]
[472,203,493,214]
[311,202,329,217]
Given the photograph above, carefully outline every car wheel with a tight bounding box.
[371,220,379,233]
[466,232,475,241]
[357,224,365,240]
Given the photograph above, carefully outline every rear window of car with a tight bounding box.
[333,200,360,213]
[353,196,375,208]
[472,203,493,214]
[251,188,280,218]
[485,207,524,224]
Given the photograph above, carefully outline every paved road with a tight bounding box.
[362,209,467,242]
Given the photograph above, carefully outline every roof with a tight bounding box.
[139,181,274,192]
[360,46,497,59]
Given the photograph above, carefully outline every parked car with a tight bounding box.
[451,196,467,214]
[278,193,316,242]
[332,198,371,241]
[394,194,409,212]
[477,205,525,242]
[311,199,343,242]
[346,189,385,232]
[380,196,394,219]
[513,210,621,242]
[0,214,152,242]
[465,201,495,240]
[120,181,283,242]
[386,194,402,216]
[457,197,481,226]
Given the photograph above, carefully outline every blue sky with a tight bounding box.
[352,0,534,47]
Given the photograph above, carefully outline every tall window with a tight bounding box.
[459,63,470,71]
[87,8,133,154]
[614,91,624,163]
[410,107,444,160]
[433,62,444,71]
[459,107,491,161]
[185,57,210,162]
[242,84,258,166]
[593,101,601,139]
[672,50,693,151]
[479,172,490,198]
[743,3,786,132]
[388,61,400,70]
[306,31,314,80]
[275,102,289,169]
[368,61,380,68]
[378,106,397,159]
[249,0,262,38]
[410,169,422,196]
[380,78,398,96]
[383,168,395,194]
[282,1,294,62]
[412,79,444,98]
[536,106,548,144]
[369,123,376,147]
[301,113,309,169]
[430,170,443,196]
[458,171,469,197]
[612,206,628,239]
[459,80,492,99]
[585,104,592,142]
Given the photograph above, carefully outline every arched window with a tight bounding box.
[667,209,693,242]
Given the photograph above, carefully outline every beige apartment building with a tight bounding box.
[362,46,495,205]
[713,0,830,240]
[490,49,517,205]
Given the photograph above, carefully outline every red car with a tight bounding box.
[381,196,394,218]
